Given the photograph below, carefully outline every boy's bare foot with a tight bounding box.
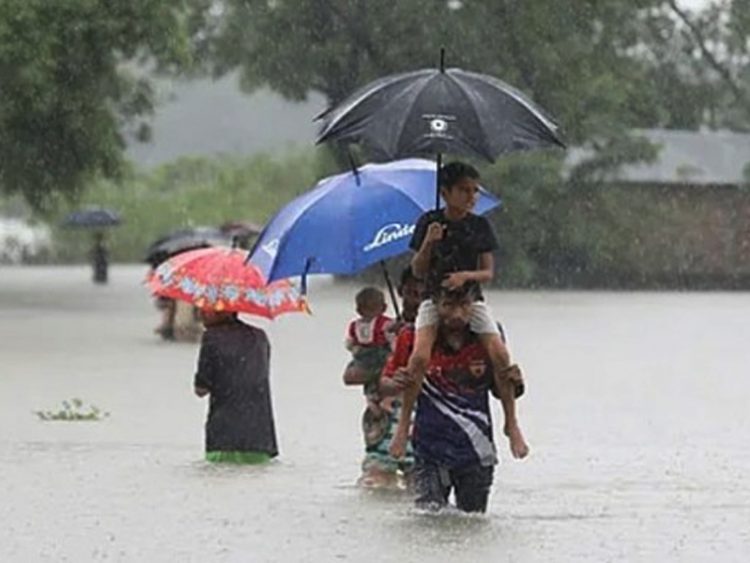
[389,428,409,459]
[504,423,530,459]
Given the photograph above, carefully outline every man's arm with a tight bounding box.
[470,252,494,283]
[378,328,415,396]
[380,368,412,397]
[458,215,499,284]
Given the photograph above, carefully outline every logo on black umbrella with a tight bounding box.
[430,118,448,133]
[423,113,455,138]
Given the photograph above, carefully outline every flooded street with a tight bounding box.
[1,265,749,562]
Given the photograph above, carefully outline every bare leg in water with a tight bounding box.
[490,362,529,459]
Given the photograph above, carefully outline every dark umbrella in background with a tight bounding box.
[63,206,122,229]
[219,221,263,250]
[316,49,565,207]
[145,224,264,340]
[62,206,122,284]
[144,226,234,268]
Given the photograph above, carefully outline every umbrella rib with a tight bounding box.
[318,70,426,141]
[447,73,497,161]
[461,70,562,141]
[392,73,444,157]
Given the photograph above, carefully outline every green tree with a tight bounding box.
[0,0,196,208]
[204,0,458,107]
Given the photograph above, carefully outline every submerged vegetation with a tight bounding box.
[35,398,110,421]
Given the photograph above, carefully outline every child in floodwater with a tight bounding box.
[344,287,397,419]
[343,271,423,489]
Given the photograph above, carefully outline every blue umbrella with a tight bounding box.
[249,158,501,286]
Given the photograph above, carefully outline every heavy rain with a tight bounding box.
[1,1,749,561]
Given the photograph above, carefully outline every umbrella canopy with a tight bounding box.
[147,247,308,319]
[63,207,121,228]
[145,226,233,268]
[248,158,501,283]
[316,66,564,163]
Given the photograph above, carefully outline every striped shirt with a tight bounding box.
[413,330,497,468]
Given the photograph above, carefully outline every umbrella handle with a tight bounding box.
[347,147,362,186]
[380,261,401,321]
[435,152,442,210]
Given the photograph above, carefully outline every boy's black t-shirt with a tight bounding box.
[409,210,499,299]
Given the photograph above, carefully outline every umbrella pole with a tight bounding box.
[436,46,445,210]
[435,152,442,210]
[347,147,362,186]
[380,260,401,321]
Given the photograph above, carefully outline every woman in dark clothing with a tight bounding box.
[193,310,278,464]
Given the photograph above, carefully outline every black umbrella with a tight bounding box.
[145,226,233,267]
[317,49,564,206]
[63,207,122,228]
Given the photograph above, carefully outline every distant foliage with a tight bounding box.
[0,0,197,208]
[44,149,337,263]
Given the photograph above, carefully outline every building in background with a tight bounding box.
[567,129,750,288]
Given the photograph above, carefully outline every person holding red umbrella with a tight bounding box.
[147,246,308,463]
[193,308,278,464]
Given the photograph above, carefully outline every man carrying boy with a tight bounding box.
[395,285,525,512]
[390,162,528,460]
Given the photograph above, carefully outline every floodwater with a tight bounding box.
[1,265,749,562]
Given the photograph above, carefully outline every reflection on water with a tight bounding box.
[1,266,749,561]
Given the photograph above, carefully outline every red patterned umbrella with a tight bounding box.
[147,247,309,319]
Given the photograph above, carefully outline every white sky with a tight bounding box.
[678,0,713,9]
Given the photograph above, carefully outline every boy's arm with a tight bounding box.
[471,252,494,283]
[409,214,441,279]
[443,252,494,288]
[452,215,499,285]
[411,242,433,279]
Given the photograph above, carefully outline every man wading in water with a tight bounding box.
[392,285,527,512]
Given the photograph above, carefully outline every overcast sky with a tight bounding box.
[679,0,712,9]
